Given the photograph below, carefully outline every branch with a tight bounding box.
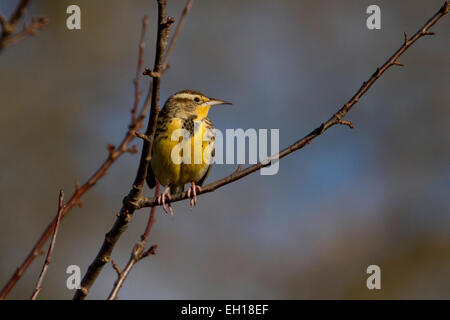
[135,1,450,210]
[0,16,151,300]
[0,0,29,36]
[0,0,49,52]
[107,244,157,300]
[162,0,194,70]
[73,0,174,300]
[131,16,149,122]
[30,190,64,300]
[107,183,159,300]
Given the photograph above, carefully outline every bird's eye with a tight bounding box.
[194,97,200,103]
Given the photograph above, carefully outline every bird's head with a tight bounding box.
[165,89,232,120]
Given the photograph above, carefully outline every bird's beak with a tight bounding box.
[206,98,232,106]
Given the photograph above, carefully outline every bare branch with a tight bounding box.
[143,68,161,78]
[141,183,160,243]
[77,0,195,300]
[131,16,149,123]
[0,0,48,52]
[30,190,65,300]
[107,183,159,300]
[162,0,194,69]
[111,260,122,276]
[0,16,9,30]
[73,0,173,300]
[134,131,151,142]
[0,17,49,50]
[7,0,30,31]
[136,0,194,132]
[337,120,354,129]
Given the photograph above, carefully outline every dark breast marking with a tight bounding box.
[182,115,197,136]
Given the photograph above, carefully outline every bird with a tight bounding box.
[146,89,231,214]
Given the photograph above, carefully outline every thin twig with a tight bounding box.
[30,190,65,300]
[6,0,29,31]
[141,182,160,243]
[0,0,29,37]
[137,0,193,128]
[0,0,48,52]
[162,0,194,70]
[107,183,159,300]
[106,244,158,300]
[73,0,174,300]
[131,16,149,122]
[0,14,151,300]
[134,1,450,210]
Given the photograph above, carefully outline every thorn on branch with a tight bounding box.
[359,81,367,91]
[0,15,9,29]
[134,131,151,142]
[423,30,435,36]
[163,16,175,27]
[393,60,404,67]
[126,145,139,154]
[441,1,450,14]
[318,123,326,134]
[234,164,243,174]
[111,260,122,276]
[143,245,158,258]
[374,67,381,77]
[143,68,161,78]
[107,144,116,156]
[404,32,409,45]
[338,120,354,129]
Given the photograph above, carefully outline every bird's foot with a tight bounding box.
[187,182,202,208]
[157,186,173,215]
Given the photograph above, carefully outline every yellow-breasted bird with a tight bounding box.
[146,90,231,214]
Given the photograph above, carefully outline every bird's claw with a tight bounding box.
[187,182,202,208]
[157,187,173,215]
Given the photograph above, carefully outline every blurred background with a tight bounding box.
[0,0,449,299]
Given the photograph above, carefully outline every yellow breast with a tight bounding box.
[150,117,214,188]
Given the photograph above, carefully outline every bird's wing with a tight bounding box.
[197,117,215,187]
[146,164,157,189]
[146,108,170,190]
[197,164,212,187]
